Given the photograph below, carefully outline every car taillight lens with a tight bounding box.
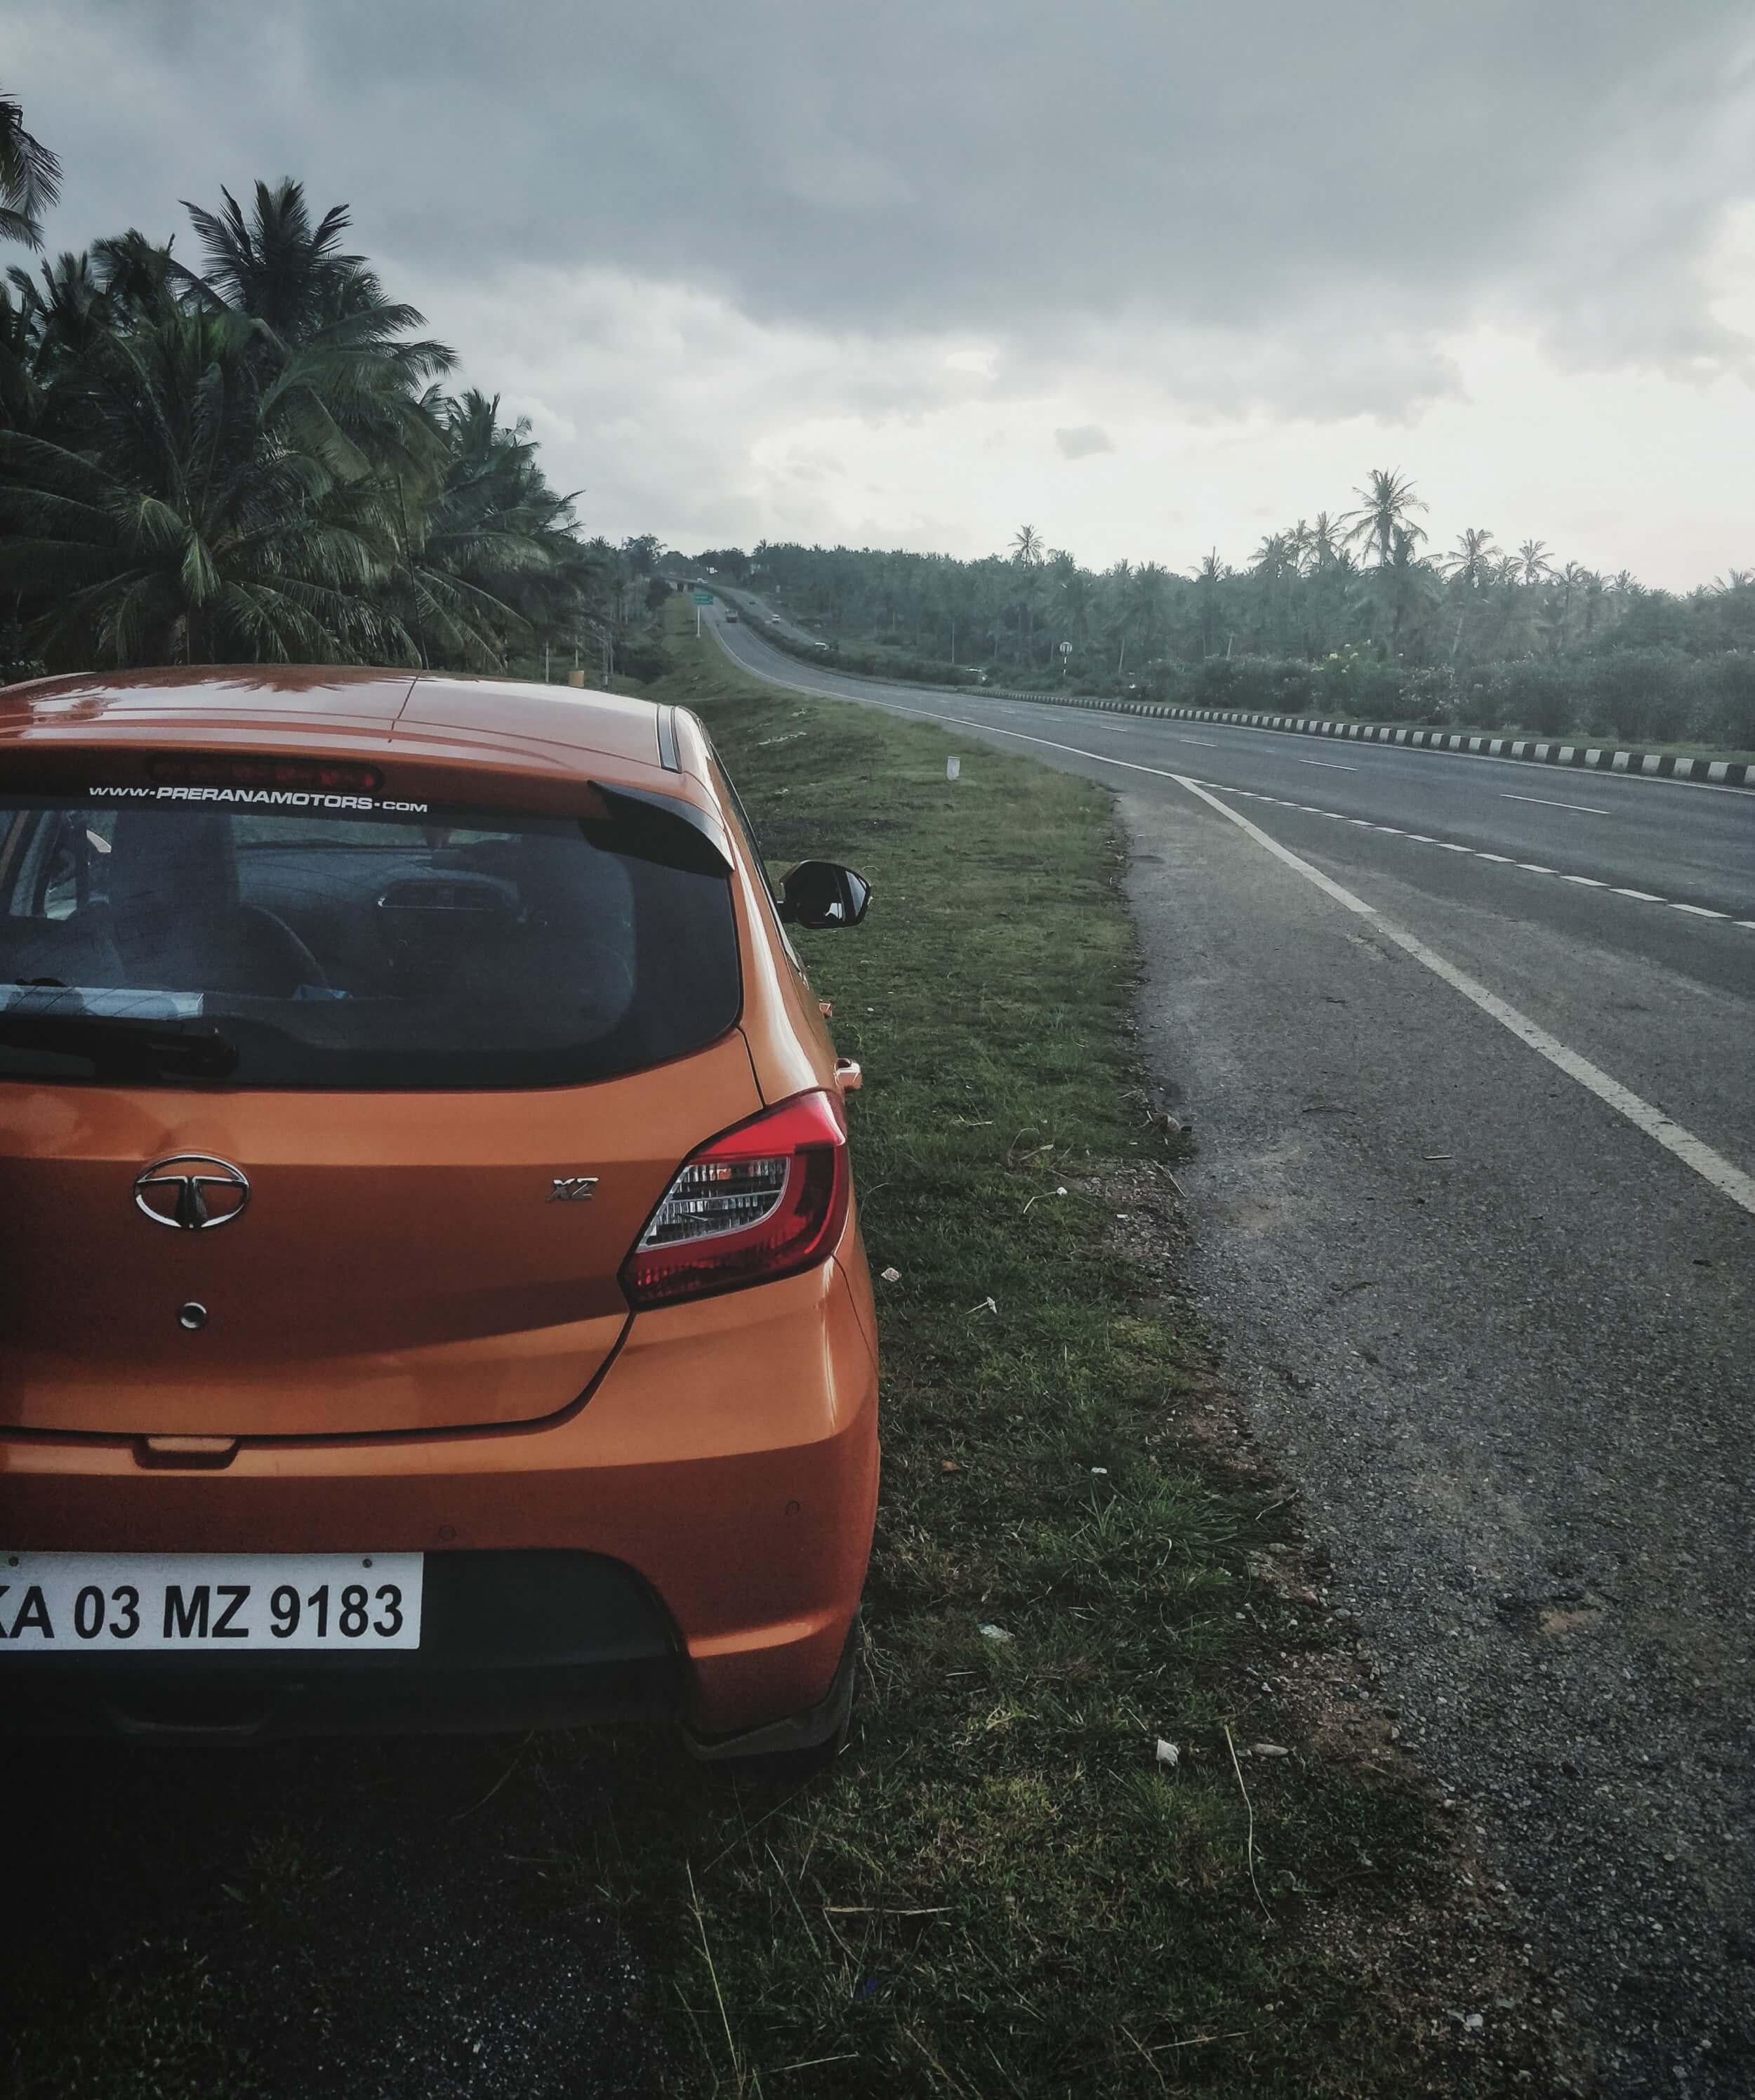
[621,1090,851,1309]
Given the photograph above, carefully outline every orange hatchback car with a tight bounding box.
[0,668,878,1766]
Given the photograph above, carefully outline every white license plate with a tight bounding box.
[0,1553,423,1652]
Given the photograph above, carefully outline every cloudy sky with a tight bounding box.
[10,0,1755,586]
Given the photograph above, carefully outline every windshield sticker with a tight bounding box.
[88,785,430,814]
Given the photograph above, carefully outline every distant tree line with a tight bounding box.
[0,91,669,682]
[701,473,1755,751]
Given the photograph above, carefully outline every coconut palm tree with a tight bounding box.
[1250,531,1295,651]
[7,250,109,374]
[1551,560,1591,642]
[0,306,409,667]
[1438,527,1500,588]
[1192,550,1227,658]
[1100,559,1135,675]
[1125,560,1171,668]
[1516,539,1555,588]
[394,388,600,666]
[184,181,434,362]
[1372,527,1441,656]
[1339,468,1426,569]
[183,180,454,489]
[0,93,60,249]
[1007,524,1047,661]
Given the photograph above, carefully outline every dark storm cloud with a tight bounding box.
[12,0,1755,414]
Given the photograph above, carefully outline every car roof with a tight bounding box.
[0,665,705,793]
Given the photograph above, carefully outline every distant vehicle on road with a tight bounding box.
[725,612,740,623]
[0,668,878,1773]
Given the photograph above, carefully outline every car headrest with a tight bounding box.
[107,811,242,942]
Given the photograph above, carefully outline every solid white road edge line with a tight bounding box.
[1172,775,1755,1220]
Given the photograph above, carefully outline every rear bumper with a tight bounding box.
[0,1257,879,1743]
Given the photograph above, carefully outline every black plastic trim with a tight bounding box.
[587,777,730,873]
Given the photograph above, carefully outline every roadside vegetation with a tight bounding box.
[3,601,1574,2099]
[0,95,667,685]
[694,479,1755,754]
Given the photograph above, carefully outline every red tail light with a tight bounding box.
[621,1090,851,1309]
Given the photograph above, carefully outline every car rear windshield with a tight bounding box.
[0,793,741,1089]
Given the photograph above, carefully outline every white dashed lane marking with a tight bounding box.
[1298,757,1358,770]
[1502,792,1611,814]
[1172,784,1750,927]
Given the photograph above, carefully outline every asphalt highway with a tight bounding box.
[708,609,1755,2097]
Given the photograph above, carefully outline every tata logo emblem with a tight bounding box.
[548,1176,599,1203]
[133,1155,251,1231]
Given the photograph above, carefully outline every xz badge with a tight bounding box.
[548,1176,600,1203]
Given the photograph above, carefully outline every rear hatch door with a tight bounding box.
[0,775,753,1437]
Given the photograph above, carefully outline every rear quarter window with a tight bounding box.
[0,794,741,1090]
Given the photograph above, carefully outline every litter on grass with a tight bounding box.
[1155,1739,1181,1768]
[965,1295,999,1316]
[880,1267,901,1283]
[978,1624,1014,1643]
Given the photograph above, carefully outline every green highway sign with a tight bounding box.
[691,590,714,605]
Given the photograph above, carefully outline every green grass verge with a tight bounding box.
[0,608,1566,2099]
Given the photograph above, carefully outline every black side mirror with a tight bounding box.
[778,859,872,930]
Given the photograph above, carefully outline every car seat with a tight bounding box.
[105,810,327,997]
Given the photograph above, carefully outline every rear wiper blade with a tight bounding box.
[0,1012,240,1079]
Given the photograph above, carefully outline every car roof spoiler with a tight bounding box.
[588,779,731,876]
